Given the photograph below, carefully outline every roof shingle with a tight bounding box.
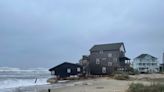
[135,54,157,59]
[90,42,125,51]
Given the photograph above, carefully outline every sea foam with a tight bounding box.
[0,67,51,92]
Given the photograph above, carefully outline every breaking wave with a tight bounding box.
[0,67,51,91]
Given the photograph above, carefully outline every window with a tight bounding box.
[120,45,125,52]
[113,58,117,62]
[108,62,112,66]
[77,67,81,72]
[100,50,103,54]
[156,68,159,71]
[139,63,142,65]
[139,68,143,70]
[96,58,100,64]
[152,63,157,66]
[108,53,112,57]
[102,67,106,73]
[51,71,55,75]
[139,68,145,70]
[118,68,124,71]
[67,68,71,73]
[102,58,107,61]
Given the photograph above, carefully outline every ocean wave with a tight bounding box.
[0,67,49,72]
[0,78,49,89]
[0,67,51,91]
[0,67,50,76]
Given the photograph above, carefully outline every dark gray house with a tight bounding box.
[89,42,130,75]
[49,62,82,78]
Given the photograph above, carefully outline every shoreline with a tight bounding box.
[0,81,68,92]
[1,74,164,92]
[40,74,164,92]
[0,79,86,92]
[40,78,132,92]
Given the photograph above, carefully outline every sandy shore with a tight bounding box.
[40,78,150,92]
[3,74,164,92]
[41,74,164,92]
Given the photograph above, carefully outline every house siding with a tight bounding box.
[89,49,126,75]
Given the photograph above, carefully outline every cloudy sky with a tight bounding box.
[0,0,164,68]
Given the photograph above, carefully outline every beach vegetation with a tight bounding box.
[113,72,129,80]
[127,83,164,92]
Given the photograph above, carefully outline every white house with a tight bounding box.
[132,54,159,73]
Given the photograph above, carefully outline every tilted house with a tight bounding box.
[49,62,83,78]
[132,54,159,73]
[89,42,130,75]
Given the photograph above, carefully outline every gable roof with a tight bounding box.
[90,42,125,52]
[49,62,81,71]
[135,54,157,59]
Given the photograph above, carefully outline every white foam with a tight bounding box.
[0,67,51,91]
[0,78,48,89]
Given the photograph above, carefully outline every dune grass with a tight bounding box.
[113,72,129,80]
[127,83,164,92]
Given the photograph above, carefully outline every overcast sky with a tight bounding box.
[0,0,164,68]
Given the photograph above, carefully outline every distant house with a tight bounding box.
[132,54,159,73]
[160,64,164,72]
[49,62,82,78]
[160,53,164,72]
[89,42,130,75]
[79,55,90,75]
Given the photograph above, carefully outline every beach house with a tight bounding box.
[132,54,159,73]
[88,42,130,75]
[49,62,82,78]
[79,55,90,75]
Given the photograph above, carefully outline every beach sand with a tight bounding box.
[40,77,150,92]
[6,74,163,92]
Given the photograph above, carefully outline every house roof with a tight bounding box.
[49,62,81,71]
[90,42,125,52]
[135,54,157,59]
[120,57,131,60]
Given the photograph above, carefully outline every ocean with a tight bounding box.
[0,67,51,92]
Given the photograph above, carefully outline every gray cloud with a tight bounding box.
[0,0,164,68]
